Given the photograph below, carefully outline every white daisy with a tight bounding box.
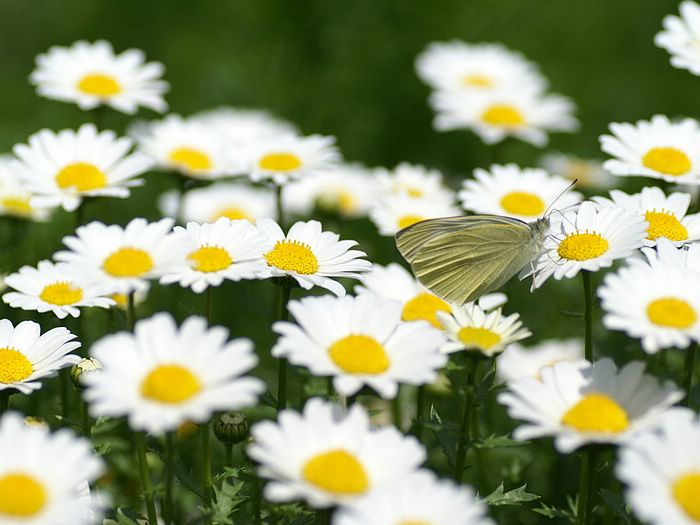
[617,408,700,525]
[540,152,613,189]
[369,192,461,237]
[3,260,114,319]
[272,294,446,399]
[190,106,296,145]
[0,412,104,524]
[600,115,700,183]
[110,286,149,312]
[498,358,682,453]
[247,397,425,508]
[83,312,264,434]
[496,339,585,383]
[335,469,495,525]
[374,163,455,203]
[256,219,371,296]
[0,319,80,395]
[655,1,700,76]
[53,217,178,295]
[30,40,168,114]
[13,123,153,212]
[0,157,51,221]
[159,217,270,293]
[524,201,648,289]
[459,164,582,221]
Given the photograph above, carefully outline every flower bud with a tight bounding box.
[213,412,249,445]
[70,357,102,391]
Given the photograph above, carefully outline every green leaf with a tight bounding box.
[474,434,526,449]
[429,405,458,467]
[211,478,245,525]
[598,489,632,524]
[483,483,540,506]
[533,501,576,522]
[112,508,144,525]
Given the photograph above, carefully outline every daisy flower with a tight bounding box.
[0,157,51,221]
[0,319,80,394]
[655,1,700,76]
[374,163,454,202]
[159,217,270,293]
[3,260,114,319]
[272,294,446,398]
[53,217,178,295]
[540,152,613,189]
[13,123,153,212]
[0,412,104,524]
[83,313,264,434]
[247,397,425,508]
[335,469,495,525]
[30,40,168,114]
[498,358,682,453]
[190,106,296,145]
[369,192,461,236]
[600,115,700,183]
[525,201,648,289]
[459,164,582,221]
[437,300,531,355]
[617,408,700,525]
[496,339,585,383]
[256,219,371,296]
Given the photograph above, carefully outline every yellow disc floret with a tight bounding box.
[0,473,47,517]
[557,232,609,261]
[259,152,302,172]
[77,73,121,97]
[55,162,107,192]
[646,297,697,329]
[561,392,629,433]
[481,104,525,127]
[168,147,213,172]
[457,327,501,352]
[264,240,319,275]
[141,365,201,404]
[500,191,546,217]
[642,147,691,176]
[328,334,390,374]
[398,215,425,230]
[1,197,33,217]
[187,246,232,273]
[0,348,33,384]
[39,282,84,306]
[103,247,153,278]
[462,74,493,88]
[401,293,451,328]
[212,207,253,222]
[644,210,688,241]
[302,449,369,494]
[673,472,700,521]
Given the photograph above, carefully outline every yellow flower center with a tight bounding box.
[557,232,609,261]
[461,74,493,88]
[212,206,253,222]
[328,334,390,374]
[499,191,546,217]
[259,152,302,172]
[77,73,122,96]
[169,147,213,172]
[401,293,451,328]
[302,449,369,495]
[561,392,629,433]
[1,197,32,216]
[187,246,232,273]
[141,365,201,404]
[457,327,501,351]
[644,210,688,241]
[103,247,154,278]
[0,473,47,517]
[642,147,692,176]
[398,522,432,525]
[264,240,319,275]
[398,215,425,230]
[55,162,107,192]
[317,190,358,215]
[673,472,700,521]
[0,348,33,384]
[39,282,84,306]
[646,297,697,329]
[481,104,525,127]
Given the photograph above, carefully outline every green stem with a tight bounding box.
[202,422,213,523]
[175,175,188,225]
[316,508,332,525]
[275,183,285,229]
[0,391,10,413]
[326,376,334,397]
[225,443,233,466]
[454,358,479,482]
[392,386,403,430]
[582,271,593,362]
[82,399,91,439]
[127,291,136,332]
[60,369,71,416]
[276,281,292,412]
[134,432,158,525]
[253,470,262,525]
[203,287,212,323]
[576,447,595,525]
[683,343,697,407]
[164,432,175,525]
[412,385,426,442]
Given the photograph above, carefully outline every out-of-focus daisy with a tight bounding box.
[498,358,682,453]
[540,152,612,189]
[0,157,51,221]
[496,339,585,383]
[0,412,104,524]
[369,193,461,236]
[3,260,114,319]
[248,397,425,508]
[0,319,80,394]
[54,218,178,295]
[110,286,148,311]
[83,313,264,434]
[30,40,168,114]
[431,88,578,147]
[437,300,530,355]
[655,1,700,76]
[256,219,371,296]
[415,40,546,95]
[13,124,153,212]
[600,115,700,183]
[525,202,648,289]
[159,218,270,293]
[374,163,454,203]
[190,106,296,145]
[273,294,446,398]
[617,408,700,525]
[247,134,340,185]
[459,164,582,221]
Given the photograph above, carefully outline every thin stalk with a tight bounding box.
[253,469,262,525]
[392,386,403,430]
[454,358,479,482]
[134,432,158,525]
[201,422,213,524]
[60,369,71,416]
[225,443,233,466]
[412,385,426,441]
[316,509,332,525]
[203,287,212,323]
[127,291,136,331]
[582,271,593,362]
[326,376,334,397]
[683,343,698,407]
[276,282,292,411]
[164,432,175,525]
[0,391,9,413]
[576,448,595,525]
[274,183,285,229]
[82,399,91,439]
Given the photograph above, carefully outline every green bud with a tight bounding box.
[70,357,102,391]
[213,412,250,445]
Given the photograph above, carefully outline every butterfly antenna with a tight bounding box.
[543,178,578,218]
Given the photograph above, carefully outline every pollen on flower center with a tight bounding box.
[557,232,609,261]
[500,191,546,216]
[103,247,154,277]
[1,197,32,216]
[141,365,201,404]
[0,348,33,384]
[169,147,212,172]
[481,104,525,127]
[402,293,451,328]
[644,210,688,241]
[561,392,629,433]
[462,74,493,88]
[77,73,121,97]
[457,327,501,351]
[259,152,302,172]
[212,206,253,222]
[187,245,233,273]
[264,240,319,275]
[39,281,84,306]
[328,334,390,374]
[0,473,47,517]
[673,472,700,521]
[642,147,691,176]
[646,297,697,329]
[55,162,107,192]
[302,449,369,494]
[398,215,425,230]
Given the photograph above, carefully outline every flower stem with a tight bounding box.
[454,357,479,482]
[582,271,594,362]
[0,391,9,414]
[316,509,332,524]
[276,281,292,412]
[683,343,698,407]
[201,422,213,524]
[576,447,596,525]
[203,287,212,323]
[274,183,285,229]
[412,385,426,442]
[82,398,91,439]
[164,432,175,525]
[127,291,136,331]
[392,386,403,430]
[134,432,158,525]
